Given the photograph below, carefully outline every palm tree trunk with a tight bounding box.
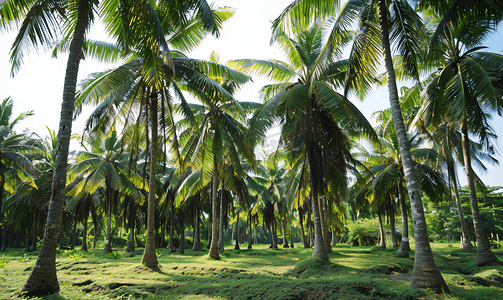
[30,212,38,251]
[234,213,240,250]
[377,0,447,292]
[71,216,77,250]
[178,212,185,254]
[141,93,159,267]
[209,173,220,259]
[460,119,500,266]
[282,222,289,248]
[319,197,331,253]
[192,203,202,251]
[290,224,294,248]
[397,175,410,257]
[218,190,225,253]
[81,203,88,252]
[390,200,398,248]
[104,197,112,254]
[126,200,135,253]
[21,1,89,295]
[447,160,473,250]
[299,209,307,248]
[168,200,175,253]
[378,208,386,250]
[308,145,328,260]
[247,211,252,249]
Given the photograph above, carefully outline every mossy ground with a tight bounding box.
[1,242,502,299]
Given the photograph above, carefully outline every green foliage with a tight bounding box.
[346,218,380,247]
[0,259,7,268]
[105,251,122,260]
[61,250,87,260]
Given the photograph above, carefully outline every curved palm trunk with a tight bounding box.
[208,173,220,259]
[461,119,500,266]
[290,224,295,248]
[447,160,473,250]
[377,0,447,292]
[21,1,88,295]
[299,209,307,248]
[141,94,159,267]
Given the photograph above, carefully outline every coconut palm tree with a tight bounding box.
[419,16,503,266]
[235,20,376,260]
[173,57,255,258]
[270,0,449,291]
[1,0,195,294]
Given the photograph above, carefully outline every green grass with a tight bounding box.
[1,242,502,299]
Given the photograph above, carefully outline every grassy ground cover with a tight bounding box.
[1,242,502,299]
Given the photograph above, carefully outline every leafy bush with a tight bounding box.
[106,251,122,259]
[347,218,380,247]
[0,259,7,268]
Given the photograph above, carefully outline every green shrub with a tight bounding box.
[106,251,122,259]
[347,218,380,247]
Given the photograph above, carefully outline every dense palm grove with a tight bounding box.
[1,0,503,296]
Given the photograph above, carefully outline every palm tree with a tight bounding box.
[419,16,503,266]
[270,0,449,291]
[236,20,376,260]
[174,56,255,259]
[1,0,188,294]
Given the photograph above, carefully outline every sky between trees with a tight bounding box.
[0,0,503,186]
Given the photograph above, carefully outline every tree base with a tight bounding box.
[21,264,59,297]
[209,246,220,259]
[397,241,410,258]
[475,248,502,267]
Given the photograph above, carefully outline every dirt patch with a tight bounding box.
[388,273,411,282]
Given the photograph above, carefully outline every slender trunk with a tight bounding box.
[103,196,112,254]
[218,190,225,253]
[378,209,386,250]
[234,214,240,250]
[178,212,185,254]
[447,160,473,250]
[168,201,175,253]
[397,175,410,257]
[21,1,88,295]
[0,226,6,252]
[390,201,398,248]
[247,211,252,249]
[282,222,289,248]
[125,200,135,253]
[299,210,307,248]
[270,223,278,249]
[30,212,38,251]
[290,224,294,248]
[208,173,220,259]
[319,197,331,253]
[141,93,159,267]
[207,204,211,249]
[71,216,77,250]
[308,146,328,260]
[192,203,202,251]
[461,119,500,266]
[81,204,88,252]
[377,0,447,292]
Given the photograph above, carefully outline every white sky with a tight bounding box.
[1,0,503,187]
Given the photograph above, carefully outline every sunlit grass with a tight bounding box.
[1,242,502,299]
